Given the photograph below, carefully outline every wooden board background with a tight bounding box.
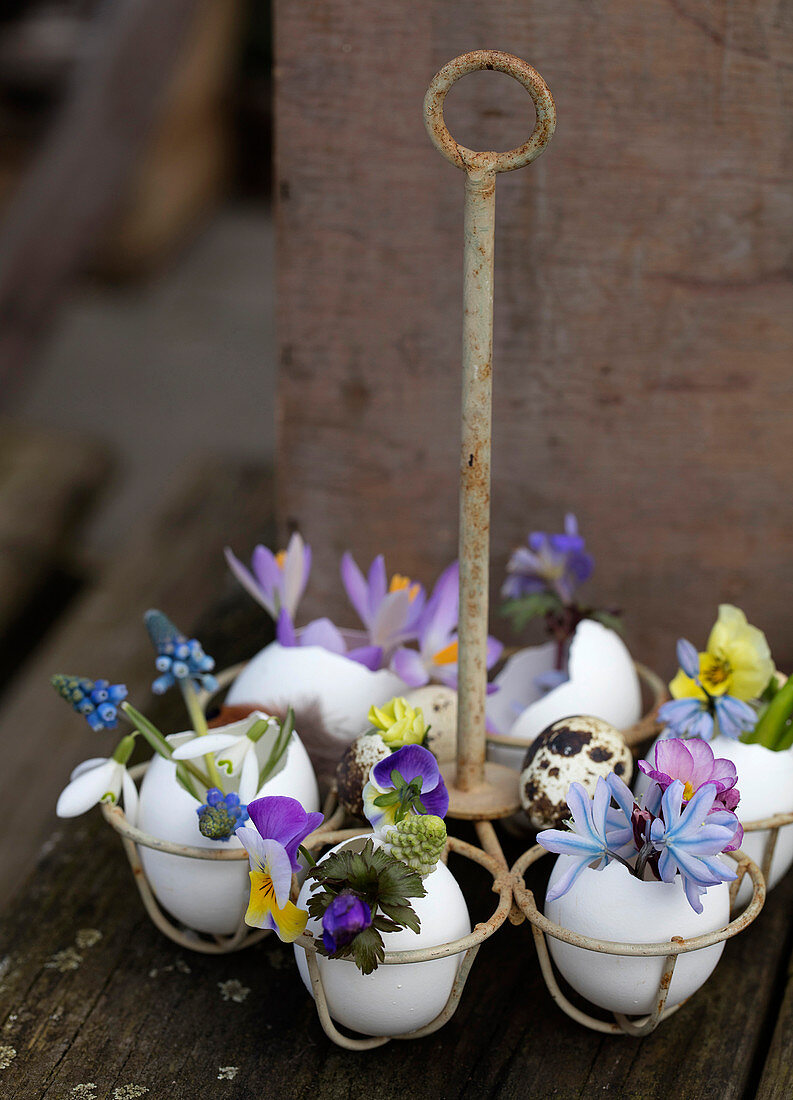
[273,0,793,677]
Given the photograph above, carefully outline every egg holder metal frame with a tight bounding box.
[510,844,765,1036]
[100,763,348,955]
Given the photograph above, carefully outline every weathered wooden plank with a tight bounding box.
[274,0,793,675]
[0,817,790,1098]
[754,937,793,1100]
[0,458,274,912]
[0,424,110,634]
[0,0,199,399]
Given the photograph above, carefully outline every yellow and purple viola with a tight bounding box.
[362,744,449,832]
[237,795,323,942]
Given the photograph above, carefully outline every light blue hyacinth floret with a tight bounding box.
[144,609,218,695]
[51,674,128,732]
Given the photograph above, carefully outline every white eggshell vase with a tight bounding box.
[708,736,793,906]
[227,642,406,744]
[545,857,730,1016]
[294,836,472,1037]
[136,717,320,936]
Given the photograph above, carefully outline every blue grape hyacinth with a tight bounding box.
[196,788,249,841]
[51,674,128,732]
[144,609,218,695]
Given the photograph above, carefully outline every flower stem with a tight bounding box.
[744,674,793,751]
[180,683,224,789]
[121,702,213,789]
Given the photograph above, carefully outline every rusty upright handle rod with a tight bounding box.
[423,52,555,793]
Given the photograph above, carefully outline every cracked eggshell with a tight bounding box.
[294,835,471,1036]
[487,621,641,769]
[403,685,458,763]
[708,736,793,906]
[335,733,391,817]
[227,642,406,744]
[520,716,633,829]
[546,858,730,1015]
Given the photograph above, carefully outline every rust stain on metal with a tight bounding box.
[424,51,555,797]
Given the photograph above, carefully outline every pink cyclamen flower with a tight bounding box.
[638,738,743,850]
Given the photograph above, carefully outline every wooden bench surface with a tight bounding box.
[0,808,791,1099]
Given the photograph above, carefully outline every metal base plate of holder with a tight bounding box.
[511,845,766,1036]
[101,765,345,954]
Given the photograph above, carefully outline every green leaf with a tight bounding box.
[501,592,563,631]
[257,707,294,789]
[351,926,386,976]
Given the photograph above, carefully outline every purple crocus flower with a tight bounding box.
[341,553,425,659]
[225,532,311,621]
[538,778,628,902]
[275,608,384,671]
[502,513,593,604]
[322,893,373,954]
[649,781,738,913]
[390,561,503,689]
[362,744,449,831]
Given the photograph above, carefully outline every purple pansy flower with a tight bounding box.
[502,513,593,604]
[658,636,758,741]
[225,532,311,621]
[236,795,324,941]
[362,744,449,831]
[341,553,425,659]
[649,781,738,913]
[321,893,373,954]
[390,561,503,689]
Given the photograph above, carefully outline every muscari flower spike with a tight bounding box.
[51,674,128,732]
[144,609,218,695]
[196,787,250,841]
[384,814,447,877]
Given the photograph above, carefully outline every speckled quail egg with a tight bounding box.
[403,685,457,763]
[520,715,633,830]
[335,733,391,817]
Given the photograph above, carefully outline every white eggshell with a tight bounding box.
[708,736,793,906]
[487,622,641,769]
[137,716,320,936]
[402,684,458,762]
[546,857,730,1015]
[227,643,406,743]
[294,835,471,1036]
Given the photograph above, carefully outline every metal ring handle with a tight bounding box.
[423,50,556,174]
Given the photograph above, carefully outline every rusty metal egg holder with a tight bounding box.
[293,822,515,1052]
[511,844,765,1037]
[741,810,793,886]
[101,762,347,955]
